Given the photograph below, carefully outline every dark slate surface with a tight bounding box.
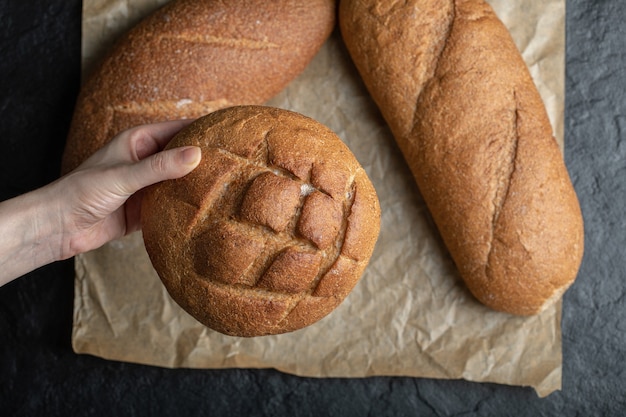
[0,0,624,415]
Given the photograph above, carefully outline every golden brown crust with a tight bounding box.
[62,0,336,173]
[141,106,381,336]
[340,0,584,315]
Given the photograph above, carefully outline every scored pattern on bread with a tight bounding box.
[490,94,520,230]
[111,98,232,118]
[159,33,280,49]
[62,0,337,173]
[186,148,360,291]
[340,0,584,315]
[141,106,381,336]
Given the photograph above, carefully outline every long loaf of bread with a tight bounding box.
[340,0,584,315]
[62,0,336,173]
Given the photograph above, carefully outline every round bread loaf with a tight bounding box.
[141,106,381,336]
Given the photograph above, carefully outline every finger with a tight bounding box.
[117,146,202,195]
[79,119,195,169]
[124,191,144,235]
[132,119,196,160]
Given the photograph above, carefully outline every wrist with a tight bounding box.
[0,183,65,285]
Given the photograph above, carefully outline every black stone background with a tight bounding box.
[1,0,624,415]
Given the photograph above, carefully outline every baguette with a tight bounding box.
[340,0,584,315]
[141,106,381,336]
[62,0,336,173]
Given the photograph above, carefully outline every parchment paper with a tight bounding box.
[72,0,566,397]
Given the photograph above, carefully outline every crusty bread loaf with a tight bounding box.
[61,0,336,173]
[340,0,584,315]
[141,106,381,336]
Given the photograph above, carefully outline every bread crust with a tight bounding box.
[62,0,336,173]
[340,0,584,315]
[141,106,381,336]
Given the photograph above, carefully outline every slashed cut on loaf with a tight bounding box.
[62,0,336,173]
[340,0,584,315]
[141,106,381,337]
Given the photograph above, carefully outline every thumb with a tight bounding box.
[121,146,201,194]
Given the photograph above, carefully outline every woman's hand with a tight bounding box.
[0,120,201,286]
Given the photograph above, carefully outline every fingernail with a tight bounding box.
[179,146,201,166]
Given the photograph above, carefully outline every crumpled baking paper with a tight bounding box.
[72,0,566,397]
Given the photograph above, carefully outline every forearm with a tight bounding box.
[0,185,64,286]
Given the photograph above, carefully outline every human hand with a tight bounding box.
[57,119,201,257]
[0,120,201,286]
